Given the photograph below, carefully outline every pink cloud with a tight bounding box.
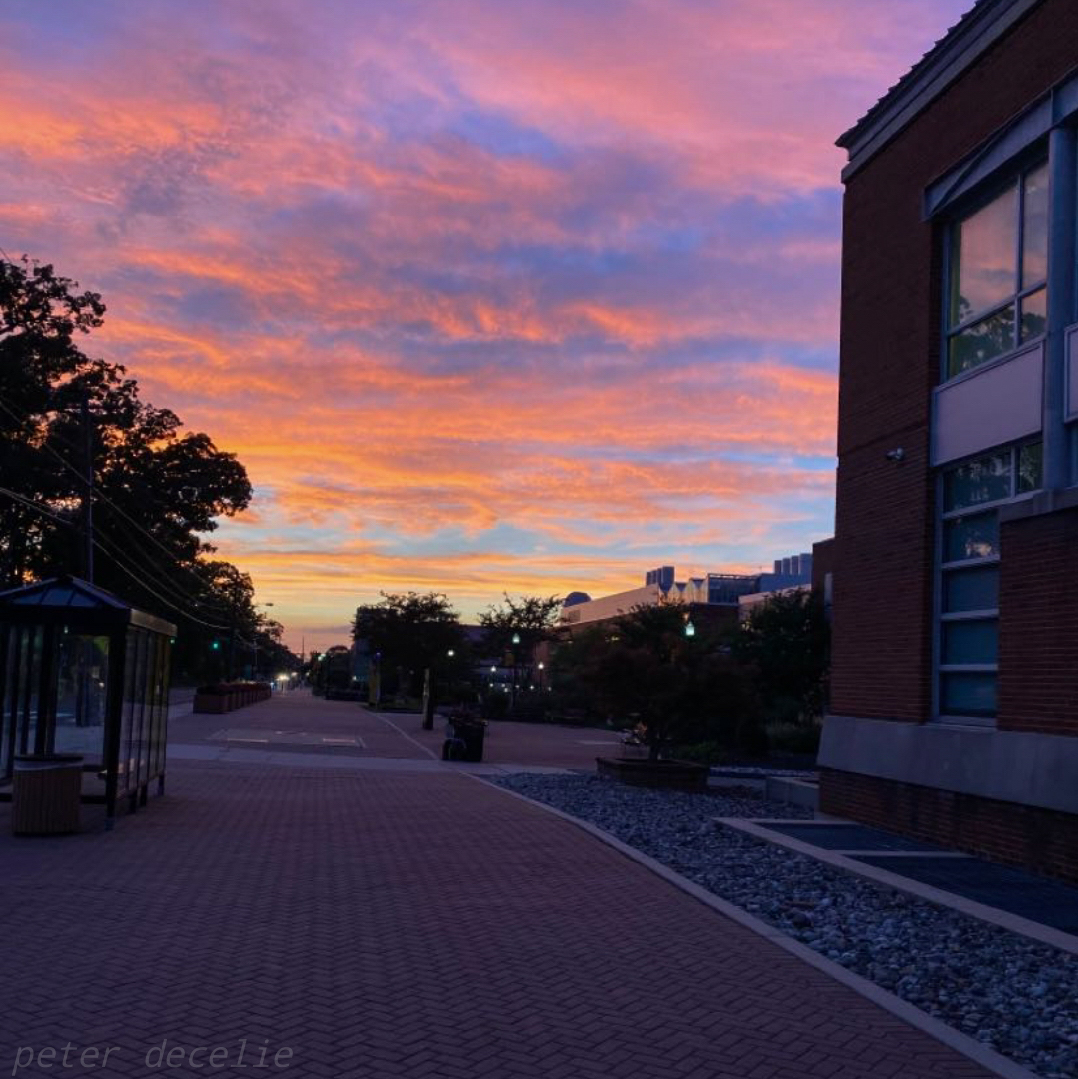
[0,0,969,648]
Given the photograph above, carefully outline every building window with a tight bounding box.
[947,163,1048,379]
[938,441,1041,719]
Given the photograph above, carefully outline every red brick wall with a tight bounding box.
[810,538,835,594]
[999,506,1078,735]
[833,0,1078,720]
[820,768,1078,885]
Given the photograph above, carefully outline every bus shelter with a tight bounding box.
[0,576,176,828]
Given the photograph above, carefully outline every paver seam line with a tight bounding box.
[371,712,440,760]
[472,776,1038,1079]
[166,747,448,773]
[722,818,1078,957]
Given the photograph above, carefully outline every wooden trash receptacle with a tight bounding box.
[12,754,84,836]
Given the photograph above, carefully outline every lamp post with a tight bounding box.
[252,602,275,680]
[510,632,521,708]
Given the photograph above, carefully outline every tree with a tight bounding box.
[479,594,562,654]
[353,592,465,698]
[732,589,829,726]
[478,593,561,698]
[0,255,261,684]
[553,602,765,761]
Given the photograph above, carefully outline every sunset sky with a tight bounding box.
[0,0,972,650]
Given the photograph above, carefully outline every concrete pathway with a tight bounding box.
[0,695,998,1078]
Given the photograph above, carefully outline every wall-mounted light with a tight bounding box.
[885,447,906,462]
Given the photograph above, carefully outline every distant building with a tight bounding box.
[822,0,1078,883]
[559,553,815,630]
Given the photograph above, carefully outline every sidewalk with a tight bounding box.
[0,754,995,1078]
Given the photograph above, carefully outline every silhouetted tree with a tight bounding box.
[353,592,465,697]
[0,255,262,684]
[732,589,829,726]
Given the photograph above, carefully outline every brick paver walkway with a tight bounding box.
[171,690,626,769]
[0,755,994,1078]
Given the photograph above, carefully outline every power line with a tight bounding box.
[0,391,235,614]
[0,485,232,631]
[0,485,75,527]
[0,486,264,645]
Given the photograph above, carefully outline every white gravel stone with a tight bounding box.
[497,773,1078,1079]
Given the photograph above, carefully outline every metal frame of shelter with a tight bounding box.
[0,576,176,829]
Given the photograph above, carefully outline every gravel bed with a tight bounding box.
[496,773,1078,1079]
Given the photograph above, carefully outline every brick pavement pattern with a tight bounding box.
[0,761,994,1079]
[172,690,626,769]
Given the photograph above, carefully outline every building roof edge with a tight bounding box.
[838,0,1045,179]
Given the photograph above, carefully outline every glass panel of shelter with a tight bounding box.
[150,634,168,778]
[52,632,110,766]
[118,627,138,795]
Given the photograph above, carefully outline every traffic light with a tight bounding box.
[211,639,221,651]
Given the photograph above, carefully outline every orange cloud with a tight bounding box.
[0,0,969,649]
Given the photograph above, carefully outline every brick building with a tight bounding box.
[819,0,1078,882]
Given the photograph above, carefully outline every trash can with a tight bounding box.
[443,719,485,763]
[11,753,84,836]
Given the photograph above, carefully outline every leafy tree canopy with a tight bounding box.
[731,588,829,725]
[551,602,764,760]
[478,593,562,656]
[353,591,465,694]
[0,256,276,682]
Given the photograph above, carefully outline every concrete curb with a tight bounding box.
[721,818,1078,957]
[476,777,1041,1079]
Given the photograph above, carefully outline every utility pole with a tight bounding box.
[80,390,94,583]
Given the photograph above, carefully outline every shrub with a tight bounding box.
[481,691,510,720]
[765,719,822,756]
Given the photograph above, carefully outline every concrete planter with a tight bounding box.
[194,692,230,714]
[595,756,709,791]
[193,683,271,714]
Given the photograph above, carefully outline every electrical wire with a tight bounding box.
[0,392,255,623]
[0,485,260,645]
[0,392,236,614]
[0,484,75,527]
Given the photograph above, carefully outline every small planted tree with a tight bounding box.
[732,589,829,727]
[571,603,764,761]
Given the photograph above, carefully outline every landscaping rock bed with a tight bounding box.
[496,773,1078,1079]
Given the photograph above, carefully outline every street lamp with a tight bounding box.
[510,633,521,707]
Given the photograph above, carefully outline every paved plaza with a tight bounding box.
[0,693,998,1078]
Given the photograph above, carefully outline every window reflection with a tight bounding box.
[943,450,1012,511]
[947,164,1048,379]
[944,514,1000,562]
[1021,164,1049,287]
[951,186,1017,324]
[1020,287,1047,342]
